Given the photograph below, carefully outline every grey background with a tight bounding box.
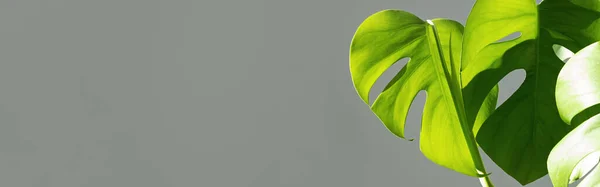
[0,0,550,186]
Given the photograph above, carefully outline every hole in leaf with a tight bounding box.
[537,0,543,4]
[493,32,522,44]
[369,57,409,104]
[405,91,426,141]
[553,44,574,63]
[569,151,600,185]
[496,69,526,107]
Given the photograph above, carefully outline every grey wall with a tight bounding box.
[0,0,550,186]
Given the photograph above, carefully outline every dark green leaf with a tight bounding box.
[460,0,600,184]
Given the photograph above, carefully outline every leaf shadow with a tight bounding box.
[571,103,600,127]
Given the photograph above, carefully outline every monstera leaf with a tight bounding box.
[548,42,600,187]
[459,0,600,184]
[349,10,498,179]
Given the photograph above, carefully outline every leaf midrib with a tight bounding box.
[429,21,487,175]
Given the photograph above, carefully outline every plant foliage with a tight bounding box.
[349,0,600,186]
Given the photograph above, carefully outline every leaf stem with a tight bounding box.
[479,174,494,187]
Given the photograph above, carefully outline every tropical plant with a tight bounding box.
[348,0,600,186]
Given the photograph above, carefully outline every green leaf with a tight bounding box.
[549,42,600,187]
[349,10,497,177]
[570,152,600,186]
[459,0,600,184]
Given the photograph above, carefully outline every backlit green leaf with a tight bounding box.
[349,10,497,177]
[549,42,600,187]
